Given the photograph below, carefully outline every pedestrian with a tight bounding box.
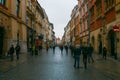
[98,41,102,55]
[29,45,32,55]
[39,45,42,52]
[59,45,63,54]
[53,45,55,54]
[70,45,74,56]
[88,44,94,63]
[32,45,35,56]
[82,43,88,69]
[9,45,14,61]
[15,44,21,60]
[65,45,68,55]
[73,45,81,69]
[103,45,107,60]
[46,45,49,52]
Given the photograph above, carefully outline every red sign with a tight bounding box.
[36,39,40,47]
[113,25,119,32]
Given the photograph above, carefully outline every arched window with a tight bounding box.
[91,36,95,45]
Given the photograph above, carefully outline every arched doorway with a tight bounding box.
[91,36,95,46]
[80,39,82,45]
[0,27,5,55]
[98,34,102,55]
[108,29,116,56]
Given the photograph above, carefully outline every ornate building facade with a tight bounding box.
[0,0,27,55]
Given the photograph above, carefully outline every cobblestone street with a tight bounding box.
[0,47,120,80]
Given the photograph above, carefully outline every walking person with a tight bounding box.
[9,45,14,61]
[60,45,63,54]
[32,45,35,56]
[88,44,94,63]
[65,45,68,55]
[39,45,42,53]
[53,45,55,54]
[82,43,88,69]
[73,45,81,69]
[98,41,102,55]
[29,45,32,55]
[103,45,107,60]
[70,45,74,56]
[46,45,49,52]
[15,44,21,60]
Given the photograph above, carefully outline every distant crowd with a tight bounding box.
[8,43,107,70]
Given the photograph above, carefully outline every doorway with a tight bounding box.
[98,34,102,55]
[108,29,116,56]
[0,27,4,55]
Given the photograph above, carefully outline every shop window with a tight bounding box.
[0,0,6,6]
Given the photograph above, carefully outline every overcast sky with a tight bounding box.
[38,0,77,39]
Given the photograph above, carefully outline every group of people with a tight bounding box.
[72,43,108,69]
[29,45,43,56]
[8,44,21,61]
[72,43,94,69]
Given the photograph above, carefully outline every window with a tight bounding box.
[90,7,94,23]
[26,15,28,24]
[116,0,120,13]
[0,0,6,6]
[16,0,20,17]
[104,0,115,11]
[96,0,102,17]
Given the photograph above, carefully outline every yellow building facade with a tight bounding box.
[115,0,120,57]
[0,0,27,55]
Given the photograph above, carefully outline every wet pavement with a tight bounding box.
[0,47,120,80]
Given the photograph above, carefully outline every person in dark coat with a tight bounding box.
[39,45,42,52]
[9,45,14,61]
[60,45,63,54]
[82,44,88,69]
[46,45,49,52]
[73,45,81,69]
[88,44,94,63]
[15,44,20,60]
[70,45,74,56]
[98,41,102,55]
[65,45,68,55]
[53,45,55,54]
[103,45,107,60]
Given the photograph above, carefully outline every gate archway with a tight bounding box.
[108,29,116,56]
[98,34,102,55]
[0,27,5,55]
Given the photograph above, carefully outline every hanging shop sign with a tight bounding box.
[113,25,119,32]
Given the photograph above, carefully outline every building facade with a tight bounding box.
[64,21,71,46]
[0,0,51,56]
[64,0,120,58]
[78,0,89,46]
[0,0,27,55]
[89,0,120,57]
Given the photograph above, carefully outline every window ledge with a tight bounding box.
[105,5,115,13]
[0,4,8,10]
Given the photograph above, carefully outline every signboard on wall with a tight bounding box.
[113,25,119,32]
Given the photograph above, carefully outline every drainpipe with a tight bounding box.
[87,0,90,46]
